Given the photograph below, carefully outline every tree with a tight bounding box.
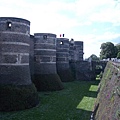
[89,54,99,61]
[116,44,120,53]
[117,52,120,59]
[100,42,117,59]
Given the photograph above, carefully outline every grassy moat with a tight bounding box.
[0,80,100,120]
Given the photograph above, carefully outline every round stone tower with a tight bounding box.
[0,17,39,111]
[56,38,74,82]
[33,33,64,91]
[69,38,75,61]
[29,35,35,81]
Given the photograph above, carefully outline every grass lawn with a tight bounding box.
[0,80,99,120]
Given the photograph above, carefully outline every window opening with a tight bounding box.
[7,22,12,30]
[43,35,47,39]
[60,41,63,45]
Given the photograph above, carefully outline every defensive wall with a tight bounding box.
[0,17,107,111]
[0,17,39,111]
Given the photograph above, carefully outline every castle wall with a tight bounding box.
[56,38,69,70]
[74,41,83,61]
[56,38,74,82]
[33,33,64,91]
[0,17,31,85]
[69,39,75,61]
[0,16,107,112]
[29,35,35,81]
[69,40,84,61]
[34,33,57,74]
[75,61,96,81]
[0,17,39,111]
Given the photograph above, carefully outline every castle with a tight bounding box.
[0,17,106,111]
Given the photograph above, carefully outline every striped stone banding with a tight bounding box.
[56,49,69,52]
[1,31,30,36]
[57,47,69,49]
[35,55,56,57]
[56,52,69,54]
[34,55,56,62]
[34,49,56,51]
[0,63,29,66]
[57,57,69,61]
[34,43,55,45]
[56,62,68,63]
[2,52,29,56]
[38,62,56,64]
[57,57,68,58]
[0,21,30,27]
[0,42,30,46]
[34,44,55,50]
[34,36,56,39]
[0,53,29,64]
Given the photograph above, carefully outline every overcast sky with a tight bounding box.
[0,0,120,59]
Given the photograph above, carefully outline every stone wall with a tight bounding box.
[0,17,39,111]
[0,17,107,111]
[69,39,84,61]
[0,17,31,85]
[56,38,74,82]
[69,61,96,81]
[33,33,64,91]
[94,61,120,120]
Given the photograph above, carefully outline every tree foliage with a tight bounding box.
[100,42,117,59]
[117,52,120,59]
[89,54,99,61]
[116,44,120,53]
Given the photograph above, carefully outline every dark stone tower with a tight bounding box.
[74,41,84,61]
[29,35,35,81]
[56,38,74,82]
[69,39,84,80]
[33,33,64,91]
[0,17,39,111]
[69,39,75,61]
[69,39,84,61]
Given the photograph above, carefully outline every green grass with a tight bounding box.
[0,81,99,120]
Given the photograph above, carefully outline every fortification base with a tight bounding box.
[57,69,74,82]
[33,74,64,91]
[0,84,39,112]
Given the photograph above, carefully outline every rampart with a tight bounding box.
[0,17,107,111]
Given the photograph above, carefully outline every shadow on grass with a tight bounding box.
[0,80,100,120]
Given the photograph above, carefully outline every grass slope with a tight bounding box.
[95,61,120,120]
[0,81,99,120]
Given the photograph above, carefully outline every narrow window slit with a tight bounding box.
[60,41,63,45]
[7,22,12,29]
[43,35,47,39]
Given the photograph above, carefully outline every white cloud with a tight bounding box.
[72,31,120,58]
[90,8,120,24]
[0,0,120,58]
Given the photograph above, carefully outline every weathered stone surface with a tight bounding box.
[33,33,64,91]
[94,61,120,120]
[0,66,31,85]
[34,63,57,74]
[56,38,74,82]
[69,39,84,61]
[0,17,39,111]
[70,61,96,81]
[0,17,31,85]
